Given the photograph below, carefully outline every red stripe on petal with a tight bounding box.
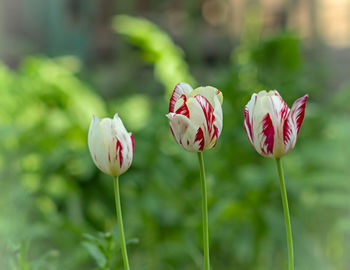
[244,106,254,144]
[280,101,290,121]
[169,83,190,113]
[195,95,215,135]
[130,134,135,155]
[175,97,190,118]
[210,125,219,148]
[283,94,308,146]
[195,127,205,151]
[170,125,175,138]
[116,140,123,168]
[293,95,308,135]
[283,119,292,145]
[212,125,219,141]
[261,113,275,155]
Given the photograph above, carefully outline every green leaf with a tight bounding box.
[82,241,107,268]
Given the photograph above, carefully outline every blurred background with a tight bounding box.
[1,0,350,269]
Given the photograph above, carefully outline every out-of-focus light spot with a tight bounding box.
[317,0,350,48]
[22,154,41,171]
[46,175,68,198]
[115,95,151,131]
[36,196,57,214]
[47,109,70,133]
[202,0,229,26]
[16,102,45,129]
[21,173,40,193]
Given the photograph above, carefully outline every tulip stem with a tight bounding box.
[197,152,210,270]
[113,176,130,270]
[275,158,294,270]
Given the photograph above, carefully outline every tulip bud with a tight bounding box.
[166,82,223,152]
[244,90,308,158]
[88,114,134,176]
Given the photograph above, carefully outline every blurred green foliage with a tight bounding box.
[1,12,350,270]
[113,15,195,97]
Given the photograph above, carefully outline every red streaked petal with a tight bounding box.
[261,113,275,155]
[116,140,123,168]
[167,113,202,152]
[267,92,290,124]
[130,133,135,155]
[278,97,290,122]
[210,125,219,148]
[283,94,308,153]
[194,127,205,151]
[175,99,190,118]
[291,94,308,135]
[169,83,193,113]
[194,94,215,135]
[283,119,292,146]
[244,106,254,145]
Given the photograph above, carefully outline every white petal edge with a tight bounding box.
[88,115,109,174]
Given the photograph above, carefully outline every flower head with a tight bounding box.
[88,114,134,176]
[244,90,308,158]
[166,82,223,152]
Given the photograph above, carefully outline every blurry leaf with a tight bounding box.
[126,238,139,246]
[82,241,107,268]
[32,250,59,270]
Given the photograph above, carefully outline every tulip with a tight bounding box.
[166,82,223,270]
[88,113,134,270]
[88,113,134,176]
[166,82,223,152]
[244,90,308,158]
[243,90,308,270]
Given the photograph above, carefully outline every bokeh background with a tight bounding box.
[1,0,350,269]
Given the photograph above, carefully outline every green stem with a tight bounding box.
[275,158,294,270]
[197,152,210,270]
[113,176,130,270]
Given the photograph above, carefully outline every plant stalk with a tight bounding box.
[113,176,130,270]
[276,158,294,270]
[197,152,210,270]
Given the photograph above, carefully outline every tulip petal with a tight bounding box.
[166,113,203,152]
[174,97,190,118]
[212,94,223,139]
[130,133,135,155]
[99,117,119,175]
[260,113,275,156]
[186,95,215,149]
[113,114,134,175]
[244,104,254,146]
[283,94,308,154]
[195,95,215,135]
[194,127,205,151]
[88,115,109,174]
[262,90,290,125]
[169,82,193,113]
[190,86,223,107]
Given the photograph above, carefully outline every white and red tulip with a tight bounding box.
[88,114,134,176]
[244,90,308,158]
[166,82,223,152]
